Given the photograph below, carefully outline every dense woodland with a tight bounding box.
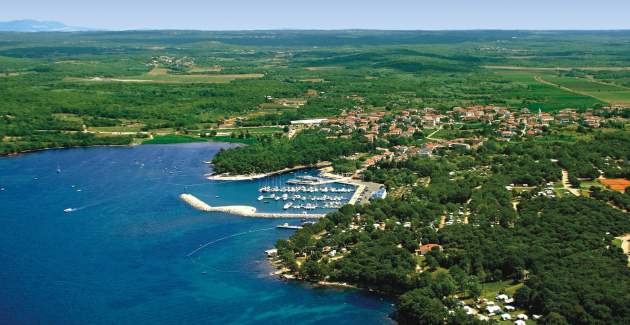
[211,130,372,174]
[276,132,630,324]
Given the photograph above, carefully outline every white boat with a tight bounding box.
[258,195,264,201]
[63,208,76,213]
[283,202,293,210]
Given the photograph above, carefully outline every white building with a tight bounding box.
[290,119,327,126]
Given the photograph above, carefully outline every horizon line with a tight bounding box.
[4,28,630,33]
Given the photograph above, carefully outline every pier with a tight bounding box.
[180,194,325,218]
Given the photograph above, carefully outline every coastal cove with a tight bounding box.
[0,142,393,325]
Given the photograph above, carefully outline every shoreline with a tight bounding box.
[267,258,395,299]
[0,140,240,158]
[1,143,139,158]
[206,162,332,181]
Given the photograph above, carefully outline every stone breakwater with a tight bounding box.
[179,194,325,218]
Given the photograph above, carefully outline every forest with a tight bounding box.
[275,132,630,325]
[211,130,372,174]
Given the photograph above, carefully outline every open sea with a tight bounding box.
[0,143,393,325]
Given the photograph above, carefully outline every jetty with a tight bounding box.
[180,194,325,218]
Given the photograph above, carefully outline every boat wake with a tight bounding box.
[186,227,274,257]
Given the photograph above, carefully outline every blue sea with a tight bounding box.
[0,143,393,325]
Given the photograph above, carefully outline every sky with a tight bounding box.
[2,0,630,30]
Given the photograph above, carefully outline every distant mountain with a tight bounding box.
[0,20,90,32]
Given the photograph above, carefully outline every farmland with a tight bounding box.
[2,30,630,154]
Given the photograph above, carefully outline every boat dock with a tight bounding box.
[276,223,303,230]
[180,194,325,218]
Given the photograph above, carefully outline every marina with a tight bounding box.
[180,194,326,218]
[185,165,383,217]
[248,170,357,213]
[258,185,354,193]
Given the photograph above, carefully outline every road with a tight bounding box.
[561,169,581,196]
[425,126,443,141]
[617,234,630,267]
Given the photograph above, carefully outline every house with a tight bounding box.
[517,314,529,320]
[372,222,386,231]
[515,320,526,325]
[486,305,501,314]
[496,294,509,301]
[584,117,601,128]
[416,243,442,255]
[463,305,477,315]
[449,142,471,150]
[290,119,327,126]
[501,313,512,320]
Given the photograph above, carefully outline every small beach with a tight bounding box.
[206,162,332,181]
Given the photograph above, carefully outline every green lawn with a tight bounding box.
[143,134,207,144]
[480,280,524,300]
[211,126,283,135]
[208,136,258,145]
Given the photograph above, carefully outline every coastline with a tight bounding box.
[267,257,394,298]
[206,162,332,181]
[1,143,139,158]
[1,140,240,158]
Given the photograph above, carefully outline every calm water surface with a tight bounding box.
[0,143,392,325]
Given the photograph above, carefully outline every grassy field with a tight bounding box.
[143,134,206,144]
[540,74,630,105]
[208,136,258,145]
[493,70,605,110]
[212,126,283,135]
